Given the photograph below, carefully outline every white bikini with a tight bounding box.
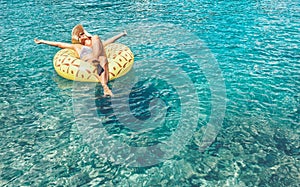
[80,46,93,59]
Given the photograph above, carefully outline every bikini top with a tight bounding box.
[80,46,93,59]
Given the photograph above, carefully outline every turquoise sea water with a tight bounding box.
[1,0,299,186]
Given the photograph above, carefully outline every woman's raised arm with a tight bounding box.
[34,38,75,49]
[102,30,127,47]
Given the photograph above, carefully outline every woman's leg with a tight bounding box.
[91,35,113,96]
[97,56,112,96]
[91,35,106,57]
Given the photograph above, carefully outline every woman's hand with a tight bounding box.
[34,38,42,44]
[123,30,127,36]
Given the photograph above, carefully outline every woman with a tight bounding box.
[34,24,127,96]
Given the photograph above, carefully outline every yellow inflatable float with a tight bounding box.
[53,43,134,82]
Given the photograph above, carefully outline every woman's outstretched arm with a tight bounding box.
[102,31,127,46]
[34,38,75,49]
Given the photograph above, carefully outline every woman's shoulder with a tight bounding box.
[70,44,84,56]
[73,44,84,50]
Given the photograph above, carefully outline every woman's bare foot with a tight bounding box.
[102,84,113,97]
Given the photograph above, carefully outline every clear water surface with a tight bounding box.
[1,0,299,186]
